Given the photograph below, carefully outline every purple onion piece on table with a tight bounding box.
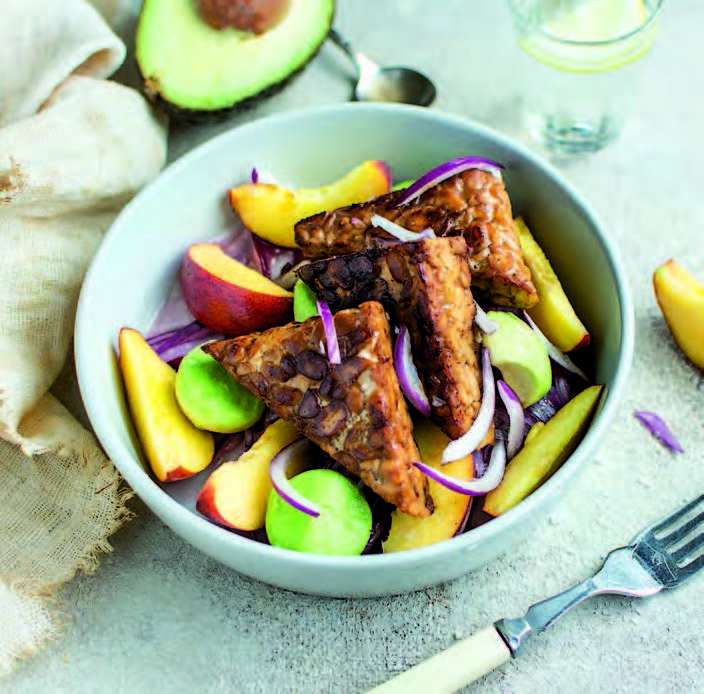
[634,411,684,454]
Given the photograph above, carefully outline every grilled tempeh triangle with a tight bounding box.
[295,168,538,308]
[204,301,432,517]
[298,237,482,440]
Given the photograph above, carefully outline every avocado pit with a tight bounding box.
[198,0,290,33]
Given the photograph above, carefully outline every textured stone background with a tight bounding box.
[7,1,704,692]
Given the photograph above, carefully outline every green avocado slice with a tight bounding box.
[137,0,334,115]
[293,280,319,322]
[483,311,552,406]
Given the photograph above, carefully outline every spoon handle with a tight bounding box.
[328,28,363,78]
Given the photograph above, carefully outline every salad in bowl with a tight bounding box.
[117,154,602,558]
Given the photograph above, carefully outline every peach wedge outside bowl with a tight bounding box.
[75,104,634,598]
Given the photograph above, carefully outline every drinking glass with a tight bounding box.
[506,0,664,154]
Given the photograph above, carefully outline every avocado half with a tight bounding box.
[136,0,335,121]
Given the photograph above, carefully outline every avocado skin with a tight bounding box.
[136,6,335,123]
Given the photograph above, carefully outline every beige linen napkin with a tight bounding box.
[0,0,167,675]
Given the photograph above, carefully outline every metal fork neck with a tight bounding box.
[495,546,663,656]
[495,578,597,655]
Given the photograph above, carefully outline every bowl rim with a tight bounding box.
[75,102,634,570]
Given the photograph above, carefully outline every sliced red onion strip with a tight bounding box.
[147,321,223,364]
[251,235,302,280]
[250,167,259,183]
[474,302,497,334]
[416,440,506,496]
[269,439,320,517]
[316,300,341,364]
[442,348,495,463]
[396,156,504,206]
[158,334,222,365]
[634,410,684,454]
[523,311,589,381]
[394,326,431,416]
[497,380,525,459]
[371,214,436,242]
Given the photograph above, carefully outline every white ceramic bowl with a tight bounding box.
[75,104,633,597]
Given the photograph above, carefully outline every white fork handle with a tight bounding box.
[369,626,511,694]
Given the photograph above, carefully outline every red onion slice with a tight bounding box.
[316,300,341,364]
[269,439,320,517]
[394,325,431,416]
[250,167,259,183]
[634,410,684,454]
[147,321,223,364]
[396,156,504,206]
[371,214,436,242]
[442,348,495,463]
[415,440,506,496]
[474,302,497,334]
[497,380,525,458]
[523,311,588,380]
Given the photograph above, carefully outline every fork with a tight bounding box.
[370,494,704,693]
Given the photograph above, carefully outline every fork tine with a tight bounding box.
[661,510,704,546]
[672,532,704,565]
[650,495,704,535]
[680,553,704,578]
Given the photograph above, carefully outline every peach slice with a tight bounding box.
[653,259,704,369]
[515,217,590,352]
[118,328,214,482]
[181,243,292,335]
[229,160,391,248]
[484,385,603,516]
[382,420,473,552]
[196,419,303,531]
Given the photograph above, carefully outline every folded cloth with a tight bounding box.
[0,0,167,676]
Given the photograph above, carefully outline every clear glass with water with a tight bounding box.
[507,0,664,153]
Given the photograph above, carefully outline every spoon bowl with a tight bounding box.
[355,65,436,106]
[330,28,437,107]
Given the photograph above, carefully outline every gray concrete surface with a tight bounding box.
[7,1,704,692]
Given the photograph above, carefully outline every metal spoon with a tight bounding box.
[329,28,436,107]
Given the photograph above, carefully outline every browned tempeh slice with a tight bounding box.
[298,237,482,439]
[203,301,432,517]
[295,169,538,308]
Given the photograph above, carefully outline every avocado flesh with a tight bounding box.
[483,311,552,407]
[137,0,334,114]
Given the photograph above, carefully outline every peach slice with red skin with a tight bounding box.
[118,328,214,482]
[181,243,292,335]
[229,160,392,248]
[653,259,704,369]
[382,420,474,552]
[196,419,303,531]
